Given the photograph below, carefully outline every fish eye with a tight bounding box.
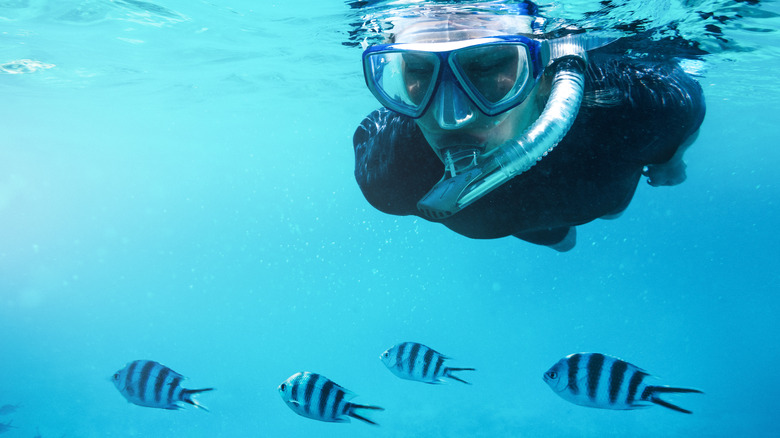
[383,351,389,357]
[112,373,119,380]
[280,383,286,391]
[547,371,557,379]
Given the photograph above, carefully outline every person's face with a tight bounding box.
[401,44,521,109]
[395,25,542,156]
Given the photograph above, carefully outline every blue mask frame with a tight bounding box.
[362,35,546,118]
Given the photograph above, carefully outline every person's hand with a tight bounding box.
[642,160,687,187]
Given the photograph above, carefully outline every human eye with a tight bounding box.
[465,47,518,75]
[403,54,434,76]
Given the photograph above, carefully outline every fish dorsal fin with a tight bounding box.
[632,364,651,376]
[335,384,357,401]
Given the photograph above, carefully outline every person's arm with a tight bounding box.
[353,108,442,215]
[584,53,706,186]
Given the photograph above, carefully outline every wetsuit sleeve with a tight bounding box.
[582,53,706,165]
[353,108,442,216]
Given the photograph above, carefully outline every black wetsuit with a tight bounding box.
[353,49,706,247]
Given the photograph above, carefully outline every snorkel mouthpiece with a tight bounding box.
[443,148,480,178]
[418,56,586,220]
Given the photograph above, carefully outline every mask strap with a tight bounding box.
[542,32,619,67]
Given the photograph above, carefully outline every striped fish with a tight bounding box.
[0,420,16,433]
[380,342,475,384]
[0,404,19,416]
[543,353,703,414]
[278,372,384,425]
[112,360,213,411]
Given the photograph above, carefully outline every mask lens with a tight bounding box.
[451,43,531,110]
[364,51,439,117]
[401,52,438,106]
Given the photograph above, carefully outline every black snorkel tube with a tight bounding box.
[417,35,601,220]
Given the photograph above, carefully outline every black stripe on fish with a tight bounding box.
[422,348,435,379]
[586,353,605,401]
[433,354,445,378]
[408,343,422,375]
[319,380,335,418]
[138,361,157,403]
[125,361,138,395]
[154,366,171,404]
[568,354,581,395]
[304,373,320,414]
[627,369,647,405]
[291,374,299,402]
[125,361,139,396]
[396,343,407,372]
[168,376,181,404]
[608,359,628,404]
[640,385,653,401]
[332,386,345,420]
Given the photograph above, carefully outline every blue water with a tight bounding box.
[1,1,779,437]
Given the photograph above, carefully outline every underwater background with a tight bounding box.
[1,0,779,437]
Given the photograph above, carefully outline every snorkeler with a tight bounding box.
[352,1,705,251]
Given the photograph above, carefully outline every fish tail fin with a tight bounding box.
[182,388,215,411]
[645,386,703,414]
[444,367,476,385]
[347,403,384,426]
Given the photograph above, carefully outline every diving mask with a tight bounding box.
[362,35,545,119]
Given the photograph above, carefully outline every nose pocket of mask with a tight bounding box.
[434,80,475,129]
